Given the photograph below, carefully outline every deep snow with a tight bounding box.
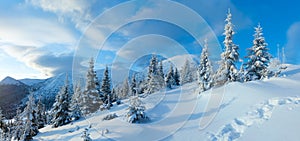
[34,64,300,141]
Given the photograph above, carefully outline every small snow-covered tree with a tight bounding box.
[51,76,71,128]
[180,59,193,85]
[165,64,175,89]
[22,94,39,139]
[174,68,180,86]
[214,9,240,86]
[70,83,82,121]
[81,128,92,141]
[101,66,112,108]
[81,58,102,115]
[126,96,148,123]
[36,97,46,129]
[244,24,273,81]
[198,40,213,92]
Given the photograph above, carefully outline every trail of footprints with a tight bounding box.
[208,97,300,141]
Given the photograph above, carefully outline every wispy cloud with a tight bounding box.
[26,0,93,30]
[0,13,77,77]
[285,22,300,64]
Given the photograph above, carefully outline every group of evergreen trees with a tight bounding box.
[0,94,46,140]
[197,9,277,93]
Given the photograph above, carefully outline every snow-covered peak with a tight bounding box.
[0,76,24,85]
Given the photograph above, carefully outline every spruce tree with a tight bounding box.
[147,54,158,81]
[214,9,240,85]
[180,59,193,85]
[244,24,273,81]
[101,66,112,108]
[70,83,82,121]
[81,58,102,115]
[22,94,39,140]
[146,54,163,94]
[120,78,130,99]
[165,64,175,89]
[198,40,213,92]
[174,68,180,86]
[36,97,46,129]
[130,74,137,96]
[0,107,5,131]
[13,108,24,141]
[158,61,165,87]
[126,96,148,123]
[51,76,71,128]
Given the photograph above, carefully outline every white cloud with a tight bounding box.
[27,0,93,30]
[0,16,76,47]
[0,14,78,77]
[285,22,300,64]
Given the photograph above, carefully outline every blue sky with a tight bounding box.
[0,0,299,80]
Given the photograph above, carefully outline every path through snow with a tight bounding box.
[208,96,300,141]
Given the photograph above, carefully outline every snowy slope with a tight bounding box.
[31,73,72,109]
[35,65,300,141]
[19,78,45,86]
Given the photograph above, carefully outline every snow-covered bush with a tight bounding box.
[81,128,92,141]
[125,96,149,123]
[102,113,118,121]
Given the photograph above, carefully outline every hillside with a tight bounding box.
[34,64,300,141]
[0,77,30,118]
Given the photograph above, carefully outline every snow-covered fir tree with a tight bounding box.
[130,74,137,96]
[214,9,240,86]
[111,88,118,103]
[0,107,5,131]
[36,97,46,129]
[158,61,165,87]
[146,74,162,94]
[165,64,175,89]
[81,58,102,115]
[180,59,193,85]
[244,24,273,81]
[12,108,23,141]
[81,128,92,141]
[147,54,158,81]
[51,76,71,128]
[22,94,39,140]
[198,40,213,93]
[126,96,148,123]
[0,108,8,141]
[146,54,164,93]
[119,78,130,99]
[70,83,82,121]
[101,66,112,108]
[174,68,180,86]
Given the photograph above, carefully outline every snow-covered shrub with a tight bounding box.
[81,128,92,141]
[125,96,149,123]
[102,113,118,121]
